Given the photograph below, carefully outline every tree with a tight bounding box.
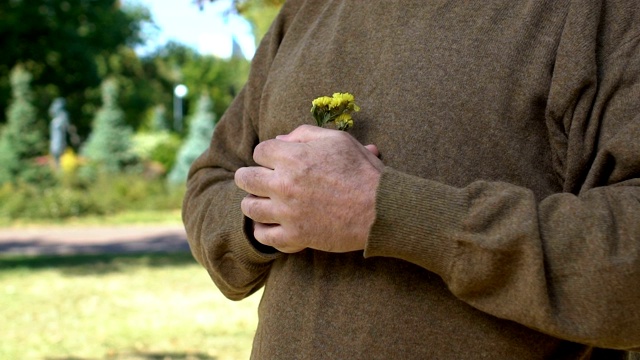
[195,0,283,42]
[142,41,250,126]
[81,78,137,173]
[0,65,51,184]
[235,0,283,41]
[0,0,149,135]
[168,94,216,185]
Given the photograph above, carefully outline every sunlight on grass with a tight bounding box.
[0,209,183,228]
[0,253,260,360]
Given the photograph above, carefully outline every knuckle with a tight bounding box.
[277,177,296,199]
[335,130,351,142]
[294,124,315,137]
[297,124,313,132]
[253,140,275,164]
[242,196,267,224]
[254,140,268,154]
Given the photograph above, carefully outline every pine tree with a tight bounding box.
[81,78,137,173]
[151,104,170,133]
[168,94,216,185]
[0,65,49,184]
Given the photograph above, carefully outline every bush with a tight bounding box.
[86,173,184,214]
[0,173,184,221]
[132,132,182,173]
[150,137,182,173]
[0,182,91,220]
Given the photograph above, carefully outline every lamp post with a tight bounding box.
[173,84,188,133]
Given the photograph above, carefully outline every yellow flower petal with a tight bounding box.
[312,96,332,107]
[335,113,354,130]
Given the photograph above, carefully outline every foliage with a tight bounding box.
[0,65,53,185]
[142,42,250,123]
[0,0,149,136]
[0,253,260,360]
[78,41,250,138]
[236,0,284,41]
[81,78,138,173]
[132,131,182,173]
[195,0,283,42]
[151,104,170,132]
[168,94,216,185]
[0,1,253,143]
[0,172,184,221]
[91,46,148,132]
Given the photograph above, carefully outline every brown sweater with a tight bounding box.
[183,1,640,358]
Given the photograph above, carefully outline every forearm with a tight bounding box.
[181,81,284,299]
[183,158,282,300]
[365,167,640,349]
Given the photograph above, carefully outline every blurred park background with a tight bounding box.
[0,0,282,359]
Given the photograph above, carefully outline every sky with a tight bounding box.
[122,0,256,59]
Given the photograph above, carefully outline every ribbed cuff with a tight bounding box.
[364,167,468,278]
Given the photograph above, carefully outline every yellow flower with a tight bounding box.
[333,92,354,103]
[310,92,360,131]
[335,113,354,131]
[328,97,342,110]
[330,92,360,112]
[312,96,332,108]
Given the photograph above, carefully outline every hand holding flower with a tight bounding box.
[234,125,383,253]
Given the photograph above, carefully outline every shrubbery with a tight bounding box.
[0,68,218,223]
[133,132,182,174]
[0,172,184,221]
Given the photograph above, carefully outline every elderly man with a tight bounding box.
[183,1,640,358]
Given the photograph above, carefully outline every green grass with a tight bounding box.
[0,252,261,360]
[0,209,183,228]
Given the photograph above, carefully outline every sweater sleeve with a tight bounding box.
[364,30,640,349]
[182,1,303,301]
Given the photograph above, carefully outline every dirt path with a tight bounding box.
[0,225,190,256]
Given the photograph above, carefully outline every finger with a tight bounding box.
[240,194,279,224]
[234,166,275,197]
[364,144,380,157]
[253,222,305,253]
[356,141,384,172]
[363,147,385,172]
[253,139,301,169]
[253,222,282,246]
[275,124,336,143]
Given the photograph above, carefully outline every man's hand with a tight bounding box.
[234,125,383,253]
